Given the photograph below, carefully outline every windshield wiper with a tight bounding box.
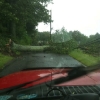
[54,63,100,84]
[21,67,59,71]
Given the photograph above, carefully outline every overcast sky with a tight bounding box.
[37,0,100,36]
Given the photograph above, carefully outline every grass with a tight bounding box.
[0,53,13,69]
[69,49,100,66]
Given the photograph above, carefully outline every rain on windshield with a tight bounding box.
[0,0,100,88]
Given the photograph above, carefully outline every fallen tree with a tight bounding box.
[12,42,49,52]
[5,39,49,54]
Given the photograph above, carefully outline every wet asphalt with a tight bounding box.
[0,53,84,77]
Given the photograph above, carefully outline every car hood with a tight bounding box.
[0,68,100,90]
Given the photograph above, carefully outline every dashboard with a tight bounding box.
[0,84,100,100]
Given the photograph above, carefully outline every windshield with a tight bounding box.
[0,0,100,99]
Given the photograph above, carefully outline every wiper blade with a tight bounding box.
[54,63,100,84]
[21,67,56,71]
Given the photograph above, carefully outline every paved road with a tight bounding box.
[0,53,84,77]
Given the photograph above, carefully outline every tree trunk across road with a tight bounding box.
[12,42,49,51]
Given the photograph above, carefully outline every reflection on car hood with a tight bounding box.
[0,68,100,90]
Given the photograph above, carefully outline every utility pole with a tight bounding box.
[50,10,52,41]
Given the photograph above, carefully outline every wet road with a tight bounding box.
[0,53,84,77]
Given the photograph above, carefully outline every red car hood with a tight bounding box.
[0,68,100,90]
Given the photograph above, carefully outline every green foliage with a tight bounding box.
[49,27,99,56]
[37,31,50,41]
[48,39,78,54]
[15,33,32,45]
[36,31,50,45]
[52,27,72,43]
[71,30,88,45]
[47,27,78,54]
[0,0,52,46]
[79,33,100,56]
[89,33,100,41]
[0,35,8,46]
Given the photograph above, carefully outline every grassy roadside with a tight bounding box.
[69,49,100,66]
[0,53,13,69]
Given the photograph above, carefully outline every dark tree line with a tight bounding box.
[79,33,100,56]
[0,0,52,45]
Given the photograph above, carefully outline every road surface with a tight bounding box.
[0,53,84,77]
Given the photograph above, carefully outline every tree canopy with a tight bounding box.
[0,0,52,43]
